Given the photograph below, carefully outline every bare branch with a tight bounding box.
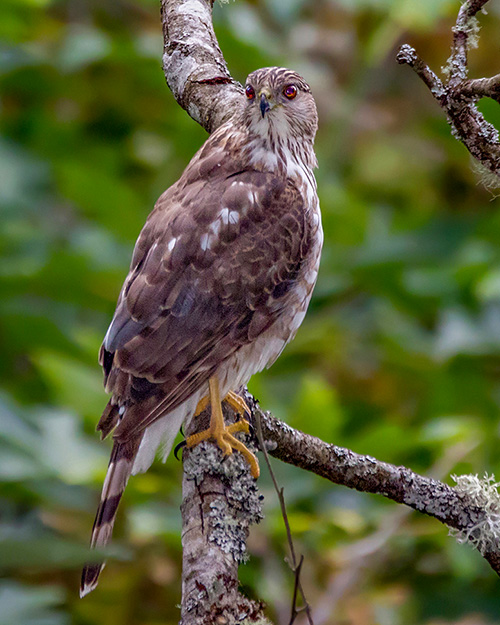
[159,1,272,621]
[311,440,479,624]
[462,74,500,102]
[396,45,446,101]
[246,393,500,578]
[161,0,244,134]
[289,555,305,625]
[397,0,500,178]
[449,0,488,85]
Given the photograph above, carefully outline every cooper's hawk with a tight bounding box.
[81,66,322,596]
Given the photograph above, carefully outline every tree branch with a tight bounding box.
[397,0,500,178]
[160,2,274,621]
[462,74,500,102]
[245,392,500,579]
[180,405,269,625]
[161,0,243,134]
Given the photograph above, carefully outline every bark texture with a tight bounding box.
[181,407,268,624]
[248,394,500,578]
[161,0,243,134]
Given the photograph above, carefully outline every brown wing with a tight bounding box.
[101,164,312,443]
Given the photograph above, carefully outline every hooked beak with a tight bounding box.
[260,93,271,118]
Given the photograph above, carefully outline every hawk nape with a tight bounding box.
[80,66,322,597]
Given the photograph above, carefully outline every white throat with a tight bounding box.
[244,116,318,205]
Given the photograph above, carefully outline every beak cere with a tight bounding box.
[260,93,271,118]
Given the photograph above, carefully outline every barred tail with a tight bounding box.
[80,436,142,597]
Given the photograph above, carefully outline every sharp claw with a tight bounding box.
[219,439,233,456]
[226,420,250,435]
[174,440,187,460]
[224,432,260,478]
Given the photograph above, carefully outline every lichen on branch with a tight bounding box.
[397,0,500,180]
[247,393,500,578]
[449,473,500,555]
[181,407,268,624]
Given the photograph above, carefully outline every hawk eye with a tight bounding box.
[283,84,297,99]
[245,85,255,100]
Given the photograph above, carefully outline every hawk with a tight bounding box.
[81,66,322,596]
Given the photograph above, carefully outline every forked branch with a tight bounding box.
[397,0,500,178]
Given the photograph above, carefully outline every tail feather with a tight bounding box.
[80,436,142,598]
[97,400,120,440]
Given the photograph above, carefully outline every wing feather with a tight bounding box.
[102,157,312,442]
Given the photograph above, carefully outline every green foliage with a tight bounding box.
[1,0,500,623]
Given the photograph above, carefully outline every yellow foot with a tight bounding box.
[188,379,259,479]
[224,390,250,417]
[186,420,259,478]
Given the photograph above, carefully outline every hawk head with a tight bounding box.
[243,67,318,145]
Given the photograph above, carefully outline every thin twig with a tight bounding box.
[450,0,489,85]
[396,44,446,100]
[254,409,314,625]
[289,555,305,625]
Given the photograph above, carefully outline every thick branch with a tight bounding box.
[397,0,500,178]
[245,393,500,578]
[180,406,270,625]
[161,0,244,133]
[161,1,271,621]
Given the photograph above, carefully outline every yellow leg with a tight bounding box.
[194,389,250,418]
[187,378,259,478]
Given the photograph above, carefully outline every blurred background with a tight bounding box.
[1,0,500,623]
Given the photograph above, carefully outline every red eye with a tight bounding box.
[245,85,255,100]
[283,84,297,99]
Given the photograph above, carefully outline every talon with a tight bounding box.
[225,432,260,479]
[174,440,187,460]
[224,390,250,417]
[185,377,259,478]
[218,438,233,457]
[226,420,250,435]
